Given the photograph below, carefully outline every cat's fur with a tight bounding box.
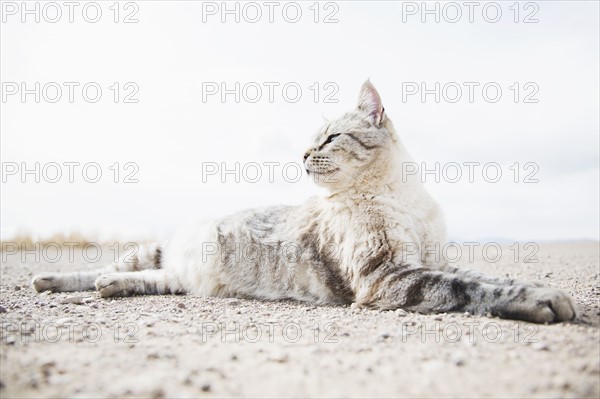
[32,81,576,323]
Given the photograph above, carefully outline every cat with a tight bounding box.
[32,80,576,324]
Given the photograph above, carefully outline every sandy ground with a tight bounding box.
[0,242,598,398]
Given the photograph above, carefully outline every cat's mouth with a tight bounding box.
[305,167,340,177]
[304,158,339,176]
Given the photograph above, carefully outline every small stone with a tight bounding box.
[55,317,74,326]
[177,303,186,309]
[40,362,56,378]
[14,286,20,291]
[60,297,84,305]
[451,353,466,367]
[0,306,7,313]
[82,297,94,304]
[145,320,156,328]
[201,384,211,392]
[532,342,549,351]
[268,352,289,363]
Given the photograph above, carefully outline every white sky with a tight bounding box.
[1,0,599,242]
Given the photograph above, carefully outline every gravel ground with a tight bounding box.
[0,242,598,398]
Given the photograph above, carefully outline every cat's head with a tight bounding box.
[304,80,399,193]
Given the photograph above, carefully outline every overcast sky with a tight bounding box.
[1,1,598,243]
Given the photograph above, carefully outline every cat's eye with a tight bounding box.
[322,133,341,146]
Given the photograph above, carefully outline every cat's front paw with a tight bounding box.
[495,288,576,323]
[32,273,62,292]
[95,274,130,298]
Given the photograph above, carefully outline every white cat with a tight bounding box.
[33,81,576,323]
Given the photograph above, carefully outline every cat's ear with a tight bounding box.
[357,80,385,126]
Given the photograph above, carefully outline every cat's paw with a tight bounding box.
[531,289,576,322]
[496,288,576,323]
[95,275,130,298]
[32,273,62,292]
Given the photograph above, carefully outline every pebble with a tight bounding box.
[0,305,7,313]
[201,384,211,392]
[451,353,466,367]
[55,317,74,326]
[176,302,186,309]
[14,286,21,291]
[60,297,84,305]
[39,361,56,378]
[532,342,549,351]
[268,352,289,363]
